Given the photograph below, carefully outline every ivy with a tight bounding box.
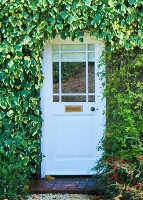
[0,0,143,184]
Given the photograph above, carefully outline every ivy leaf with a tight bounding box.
[30,5,37,11]
[3,122,10,129]
[60,11,67,19]
[4,139,12,147]
[108,0,114,7]
[48,0,54,4]
[60,31,67,40]
[21,90,29,97]
[91,5,97,11]
[7,110,14,117]
[128,0,136,5]
[0,101,7,109]
[22,11,28,19]
[24,60,29,67]
[47,25,52,32]
[67,14,74,24]
[56,24,63,30]
[0,71,6,80]
[14,45,22,52]
[49,17,55,25]
[43,0,48,6]
[79,38,84,42]
[85,0,91,6]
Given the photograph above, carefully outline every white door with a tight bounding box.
[41,34,105,176]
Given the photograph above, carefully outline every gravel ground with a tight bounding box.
[28,194,96,200]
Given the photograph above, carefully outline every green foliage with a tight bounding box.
[93,47,143,199]
[1,0,143,196]
[0,142,30,200]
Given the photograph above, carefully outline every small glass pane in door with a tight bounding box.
[61,62,86,94]
[88,62,95,93]
[52,44,59,51]
[61,44,86,51]
[88,44,95,51]
[53,62,59,93]
[62,96,86,102]
[61,53,86,62]
[53,96,59,102]
[88,95,95,102]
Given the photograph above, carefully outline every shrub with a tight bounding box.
[93,47,143,199]
[0,142,30,200]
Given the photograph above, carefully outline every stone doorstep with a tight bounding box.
[28,176,97,195]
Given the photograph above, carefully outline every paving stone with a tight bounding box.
[28,193,96,200]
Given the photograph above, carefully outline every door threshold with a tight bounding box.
[29,175,98,195]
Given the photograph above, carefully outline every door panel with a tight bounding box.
[41,34,105,176]
[53,115,93,157]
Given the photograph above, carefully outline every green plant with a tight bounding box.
[0,142,30,200]
[93,47,143,199]
[1,0,143,189]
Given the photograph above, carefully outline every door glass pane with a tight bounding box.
[52,53,59,62]
[88,52,95,62]
[62,96,86,102]
[88,62,95,93]
[61,44,86,51]
[52,44,59,51]
[88,95,95,102]
[61,62,86,93]
[53,96,59,102]
[61,53,86,62]
[53,62,59,93]
[88,44,95,51]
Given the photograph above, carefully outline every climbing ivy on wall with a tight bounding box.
[0,0,143,175]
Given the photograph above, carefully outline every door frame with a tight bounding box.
[40,33,105,178]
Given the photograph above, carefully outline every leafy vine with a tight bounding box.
[0,0,143,179]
